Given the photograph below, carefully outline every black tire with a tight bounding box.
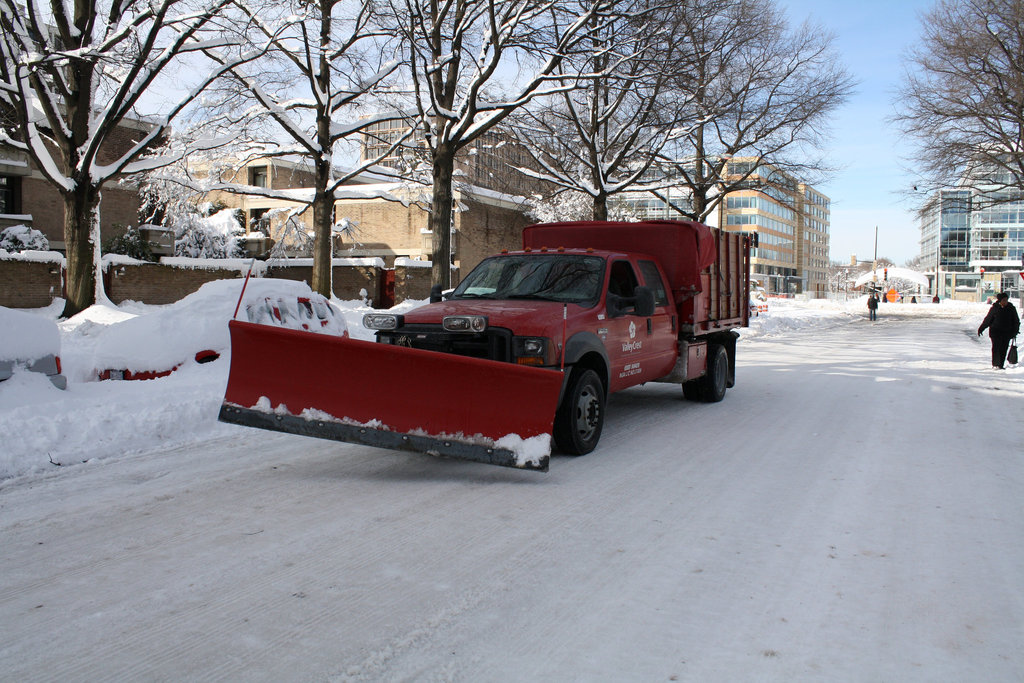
[697,344,728,403]
[553,368,605,455]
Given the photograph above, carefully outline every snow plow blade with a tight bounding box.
[219,320,563,471]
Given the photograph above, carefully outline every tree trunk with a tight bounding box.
[691,191,708,223]
[592,194,608,221]
[430,146,456,290]
[311,188,333,298]
[310,5,333,299]
[60,187,100,318]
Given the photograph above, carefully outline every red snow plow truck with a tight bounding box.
[219,220,750,472]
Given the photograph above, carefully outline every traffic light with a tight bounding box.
[884,268,888,280]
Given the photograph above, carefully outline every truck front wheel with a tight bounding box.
[553,368,605,455]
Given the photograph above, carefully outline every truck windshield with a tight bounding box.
[452,254,604,305]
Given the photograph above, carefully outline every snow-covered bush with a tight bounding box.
[102,225,157,262]
[0,225,49,252]
[173,206,245,258]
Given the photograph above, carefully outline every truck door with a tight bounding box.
[604,259,676,392]
[636,259,678,373]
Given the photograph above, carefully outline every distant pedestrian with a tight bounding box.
[932,295,940,303]
[910,296,917,304]
[977,292,1020,369]
[867,294,878,321]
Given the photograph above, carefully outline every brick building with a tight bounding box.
[204,156,317,235]
[206,153,535,281]
[334,184,532,277]
[0,117,159,250]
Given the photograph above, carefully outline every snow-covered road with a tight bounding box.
[2,307,1022,681]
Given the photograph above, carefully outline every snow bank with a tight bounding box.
[0,306,61,360]
[60,278,345,380]
[0,248,64,264]
[741,296,991,339]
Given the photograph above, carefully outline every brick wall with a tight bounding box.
[0,257,64,308]
[454,197,529,273]
[0,257,389,309]
[261,262,383,303]
[335,192,528,275]
[19,178,63,245]
[335,197,429,260]
[393,261,453,302]
[105,262,245,305]
[17,180,141,252]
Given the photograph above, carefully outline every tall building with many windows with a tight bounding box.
[919,177,1024,300]
[359,117,543,197]
[798,184,832,296]
[719,159,830,296]
[611,158,830,296]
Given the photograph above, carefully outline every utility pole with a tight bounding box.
[871,226,879,295]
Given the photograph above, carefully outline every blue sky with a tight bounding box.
[781,0,934,265]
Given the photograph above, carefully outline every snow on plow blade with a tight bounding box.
[219,320,563,471]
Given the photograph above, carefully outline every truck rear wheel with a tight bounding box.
[553,368,604,455]
[696,344,728,403]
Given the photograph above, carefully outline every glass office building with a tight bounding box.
[920,184,1024,299]
[613,158,829,296]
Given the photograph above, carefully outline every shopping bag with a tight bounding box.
[1008,340,1018,365]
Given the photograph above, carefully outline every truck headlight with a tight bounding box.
[442,315,487,332]
[513,337,550,366]
[363,313,402,330]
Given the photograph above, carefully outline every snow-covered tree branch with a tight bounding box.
[652,0,853,223]
[0,0,257,317]
[193,0,410,296]
[510,0,691,221]
[385,0,617,288]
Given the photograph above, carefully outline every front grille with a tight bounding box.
[379,325,513,362]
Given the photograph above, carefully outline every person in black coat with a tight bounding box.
[867,293,879,321]
[977,292,1021,368]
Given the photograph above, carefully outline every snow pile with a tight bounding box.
[741,296,991,339]
[0,306,61,360]
[61,278,352,381]
[0,224,49,252]
[495,432,552,468]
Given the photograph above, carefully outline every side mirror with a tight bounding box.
[606,292,626,318]
[429,284,444,304]
[634,286,656,317]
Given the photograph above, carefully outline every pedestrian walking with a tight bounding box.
[977,292,1020,369]
[867,293,878,321]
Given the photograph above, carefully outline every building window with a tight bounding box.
[0,176,18,214]
[249,166,269,188]
[249,208,269,232]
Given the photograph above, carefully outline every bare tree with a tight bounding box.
[0,0,249,317]
[652,0,853,223]
[200,0,411,297]
[387,0,613,289]
[894,0,1024,200]
[510,1,686,220]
